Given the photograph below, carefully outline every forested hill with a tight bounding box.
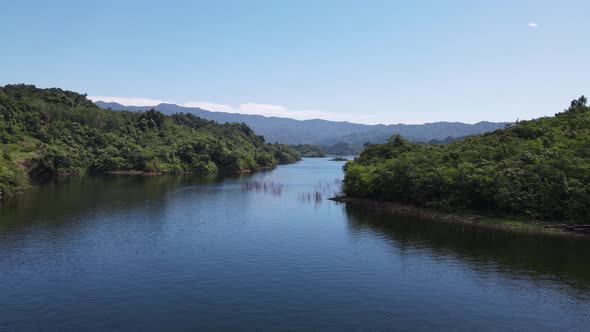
[343,96,590,223]
[0,84,300,198]
[96,101,508,145]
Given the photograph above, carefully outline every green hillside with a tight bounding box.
[0,84,299,198]
[343,97,590,223]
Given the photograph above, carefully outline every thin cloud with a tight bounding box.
[182,101,348,121]
[88,96,378,124]
[89,96,168,106]
[528,22,539,28]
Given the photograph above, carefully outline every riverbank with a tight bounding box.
[330,196,590,237]
[105,164,280,175]
[1,163,289,202]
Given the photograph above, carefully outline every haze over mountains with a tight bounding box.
[95,101,508,145]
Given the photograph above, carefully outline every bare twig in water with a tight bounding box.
[297,178,343,203]
[241,181,285,196]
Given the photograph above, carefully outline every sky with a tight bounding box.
[1,0,589,124]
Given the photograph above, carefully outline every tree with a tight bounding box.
[0,84,301,198]
[344,97,590,223]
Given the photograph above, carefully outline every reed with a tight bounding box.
[297,178,343,203]
[241,180,285,196]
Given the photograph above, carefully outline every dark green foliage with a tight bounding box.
[0,84,300,197]
[330,157,348,161]
[0,155,27,199]
[427,135,469,145]
[323,142,362,156]
[290,144,326,157]
[343,96,590,223]
[290,142,363,157]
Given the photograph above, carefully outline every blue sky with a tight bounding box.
[2,0,589,124]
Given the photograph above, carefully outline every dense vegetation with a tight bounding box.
[323,142,362,156]
[344,97,590,223]
[290,144,326,157]
[290,142,362,157]
[0,84,300,198]
[427,135,469,145]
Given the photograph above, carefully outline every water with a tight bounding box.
[1,158,589,331]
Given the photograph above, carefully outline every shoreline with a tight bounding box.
[330,196,590,237]
[1,163,291,201]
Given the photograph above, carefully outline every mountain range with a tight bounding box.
[95,101,509,145]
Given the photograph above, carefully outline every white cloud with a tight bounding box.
[88,96,168,106]
[88,95,378,124]
[528,22,539,28]
[183,101,334,120]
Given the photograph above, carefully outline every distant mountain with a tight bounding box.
[95,101,509,145]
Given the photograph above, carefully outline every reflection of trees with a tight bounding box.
[0,174,222,233]
[344,204,590,292]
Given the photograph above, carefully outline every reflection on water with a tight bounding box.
[0,158,589,331]
[297,178,343,203]
[0,175,214,231]
[241,180,285,196]
[344,204,590,293]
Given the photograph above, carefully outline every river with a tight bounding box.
[1,158,589,331]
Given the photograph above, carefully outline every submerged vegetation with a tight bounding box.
[343,97,590,223]
[241,180,285,196]
[298,178,343,203]
[0,84,300,198]
[240,177,343,203]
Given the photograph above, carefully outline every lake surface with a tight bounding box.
[1,158,589,331]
